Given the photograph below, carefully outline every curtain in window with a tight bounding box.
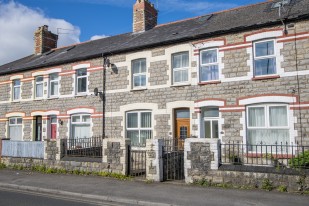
[14,87,20,100]
[72,125,90,139]
[174,69,188,83]
[269,106,288,127]
[127,113,138,128]
[9,126,22,141]
[201,65,218,81]
[248,107,265,127]
[202,50,217,64]
[36,84,43,97]
[141,112,151,128]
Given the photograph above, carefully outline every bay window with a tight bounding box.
[172,52,189,84]
[200,49,219,82]
[254,40,276,76]
[71,114,91,139]
[9,117,23,140]
[132,59,147,88]
[126,111,152,146]
[247,104,289,146]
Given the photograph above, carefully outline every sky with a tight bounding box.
[0,0,265,65]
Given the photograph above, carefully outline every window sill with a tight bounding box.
[198,80,221,85]
[131,88,147,92]
[252,75,280,81]
[48,96,59,100]
[171,83,191,87]
[34,98,44,101]
[75,93,88,97]
[11,100,21,103]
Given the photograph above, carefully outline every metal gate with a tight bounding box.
[127,145,146,178]
[163,138,185,181]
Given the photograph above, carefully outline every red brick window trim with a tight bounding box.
[252,75,280,81]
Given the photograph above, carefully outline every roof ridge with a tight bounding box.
[156,0,273,28]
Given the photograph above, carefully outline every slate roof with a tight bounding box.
[1,0,309,75]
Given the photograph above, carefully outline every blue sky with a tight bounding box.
[0,0,264,64]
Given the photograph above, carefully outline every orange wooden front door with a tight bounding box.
[175,119,190,139]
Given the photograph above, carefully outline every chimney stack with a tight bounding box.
[133,0,158,33]
[34,25,58,55]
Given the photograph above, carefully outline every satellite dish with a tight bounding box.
[94,88,99,96]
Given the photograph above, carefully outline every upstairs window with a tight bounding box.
[126,111,152,147]
[172,52,189,84]
[49,73,59,97]
[35,76,44,98]
[132,59,146,88]
[76,68,88,94]
[200,49,219,82]
[254,40,276,76]
[12,79,21,101]
[9,117,23,141]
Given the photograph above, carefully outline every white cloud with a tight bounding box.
[0,1,80,65]
[90,35,109,41]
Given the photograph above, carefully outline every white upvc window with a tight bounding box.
[35,76,44,98]
[49,73,59,97]
[71,114,91,139]
[12,79,21,101]
[76,68,88,94]
[8,117,23,141]
[253,40,276,76]
[202,107,219,139]
[126,111,152,147]
[247,104,289,146]
[200,48,219,82]
[172,52,189,84]
[132,59,147,89]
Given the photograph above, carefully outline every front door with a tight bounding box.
[50,116,57,140]
[175,109,190,140]
[35,116,42,141]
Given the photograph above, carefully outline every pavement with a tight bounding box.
[0,168,308,206]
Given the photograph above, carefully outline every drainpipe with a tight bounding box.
[102,55,107,139]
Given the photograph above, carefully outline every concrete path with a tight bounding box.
[0,169,308,206]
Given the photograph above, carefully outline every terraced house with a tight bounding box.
[1,0,309,158]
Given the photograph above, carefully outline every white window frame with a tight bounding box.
[132,58,147,89]
[246,104,289,130]
[8,117,23,140]
[172,52,189,84]
[126,110,152,147]
[76,68,88,94]
[35,76,44,98]
[49,73,59,97]
[200,48,219,82]
[202,107,220,139]
[12,79,21,101]
[253,39,277,77]
[70,113,91,139]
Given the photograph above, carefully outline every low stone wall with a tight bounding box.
[146,139,163,181]
[1,138,131,175]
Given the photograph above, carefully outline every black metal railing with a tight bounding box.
[64,136,103,158]
[220,141,309,169]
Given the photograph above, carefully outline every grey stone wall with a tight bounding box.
[0,84,10,102]
[154,114,170,138]
[222,48,250,78]
[21,81,32,100]
[44,140,58,160]
[149,60,169,86]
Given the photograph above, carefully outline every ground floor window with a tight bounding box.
[9,117,22,140]
[247,104,289,146]
[126,111,152,147]
[71,114,91,139]
[201,107,219,139]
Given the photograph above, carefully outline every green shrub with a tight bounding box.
[289,151,309,168]
[261,179,274,191]
[193,178,212,187]
[277,185,288,192]
[0,162,6,169]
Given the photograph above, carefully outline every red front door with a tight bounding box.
[50,116,57,140]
